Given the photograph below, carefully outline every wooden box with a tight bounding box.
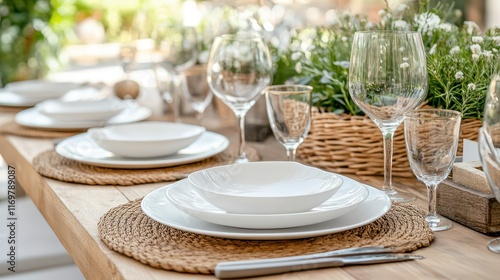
[437,178,500,235]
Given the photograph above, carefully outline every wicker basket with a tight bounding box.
[297,111,482,178]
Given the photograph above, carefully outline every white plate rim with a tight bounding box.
[165,178,369,229]
[15,106,152,130]
[141,176,392,240]
[0,91,43,107]
[55,131,230,169]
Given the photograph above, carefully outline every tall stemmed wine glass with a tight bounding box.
[153,24,199,121]
[181,65,213,123]
[207,34,272,163]
[478,74,500,253]
[349,31,428,202]
[404,109,462,231]
[265,85,312,161]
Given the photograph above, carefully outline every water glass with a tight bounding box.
[478,74,500,253]
[404,109,462,231]
[265,85,312,161]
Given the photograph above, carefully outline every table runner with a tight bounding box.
[98,200,433,275]
[33,147,259,186]
[0,105,29,113]
[0,121,82,138]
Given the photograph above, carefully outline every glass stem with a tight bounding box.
[382,129,396,193]
[286,148,296,161]
[236,112,248,162]
[427,182,439,218]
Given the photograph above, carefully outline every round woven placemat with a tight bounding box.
[0,121,82,138]
[33,146,259,186]
[98,200,433,275]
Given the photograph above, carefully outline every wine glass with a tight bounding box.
[207,33,273,163]
[478,74,500,253]
[404,109,462,231]
[265,85,312,161]
[181,64,213,123]
[349,31,428,202]
[153,24,199,121]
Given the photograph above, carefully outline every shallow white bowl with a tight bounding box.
[88,121,206,158]
[36,96,126,121]
[188,162,343,214]
[5,80,81,100]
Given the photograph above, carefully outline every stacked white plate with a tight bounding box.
[141,162,392,240]
[0,80,81,107]
[15,90,152,131]
[55,121,230,169]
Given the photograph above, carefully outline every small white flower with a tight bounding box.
[341,36,348,42]
[455,71,464,80]
[470,44,482,54]
[439,23,452,32]
[493,48,498,53]
[464,21,481,35]
[397,4,407,12]
[378,9,386,17]
[492,36,500,46]
[393,20,408,30]
[468,83,476,90]
[483,50,493,59]
[454,9,462,19]
[400,62,410,69]
[429,44,437,55]
[450,46,460,54]
[472,36,484,44]
[366,22,375,29]
[294,62,302,73]
[472,54,480,62]
[333,61,350,69]
[403,57,409,62]
[414,13,441,35]
[291,52,301,61]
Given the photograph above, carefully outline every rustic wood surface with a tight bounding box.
[0,111,500,279]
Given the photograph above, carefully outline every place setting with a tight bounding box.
[98,160,434,276]
[33,120,261,186]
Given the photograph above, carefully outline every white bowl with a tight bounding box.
[36,96,126,121]
[187,162,343,214]
[5,80,81,100]
[88,121,206,158]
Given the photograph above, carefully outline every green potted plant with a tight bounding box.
[272,0,499,177]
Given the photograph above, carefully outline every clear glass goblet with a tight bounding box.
[349,30,428,202]
[478,74,500,253]
[153,25,199,121]
[207,33,272,163]
[181,64,213,123]
[265,85,312,161]
[404,109,462,231]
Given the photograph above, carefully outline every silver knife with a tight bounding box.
[215,246,396,268]
[215,253,424,279]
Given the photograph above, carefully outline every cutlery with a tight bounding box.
[215,246,424,279]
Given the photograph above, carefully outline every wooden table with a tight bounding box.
[0,111,499,280]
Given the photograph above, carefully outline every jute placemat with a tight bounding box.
[0,121,82,138]
[33,146,259,186]
[98,201,433,275]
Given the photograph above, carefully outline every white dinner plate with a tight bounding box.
[36,97,125,121]
[5,80,81,99]
[165,178,368,229]
[141,175,391,240]
[55,131,230,169]
[0,91,44,107]
[15,104,151,131]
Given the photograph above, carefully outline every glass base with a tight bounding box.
[383,189,416,203]
[426,214,453,232]
[487,238,500,253]
[234,152,249,164]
